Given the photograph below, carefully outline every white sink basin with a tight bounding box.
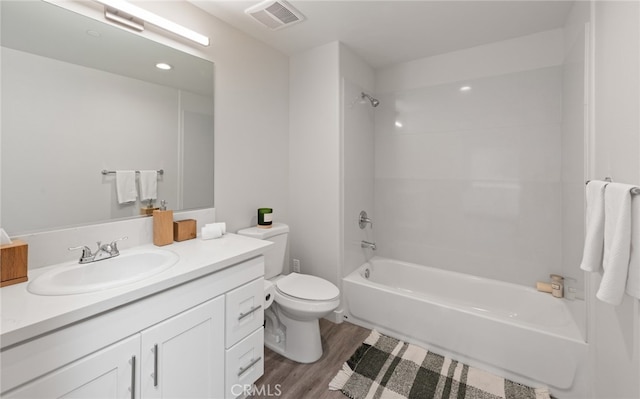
[28,249,180,296]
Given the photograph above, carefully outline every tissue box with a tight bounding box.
[1,240,28,287]
[173,219,197,242]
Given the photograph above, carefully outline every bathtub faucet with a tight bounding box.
[361,240,377,250]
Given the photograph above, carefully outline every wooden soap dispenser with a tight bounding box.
[153,200,173,246]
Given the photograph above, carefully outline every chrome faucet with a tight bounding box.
[361,240,377,250]
[69,236,128,264]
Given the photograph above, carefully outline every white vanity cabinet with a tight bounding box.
[1,255,266,399]
[224,278,265,398]
[140,296,225,399]
[4,335,140,399]
[6,297,226,399]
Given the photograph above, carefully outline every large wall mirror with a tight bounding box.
[1,1,215,235]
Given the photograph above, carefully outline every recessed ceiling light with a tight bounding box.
[155,62,172,70]
[459,86,472,92]
[86,29,101,37]
[395,121,403,128]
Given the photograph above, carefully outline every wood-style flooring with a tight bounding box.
[249,319,371,399]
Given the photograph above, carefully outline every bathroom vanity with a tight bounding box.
[0,234,271,398]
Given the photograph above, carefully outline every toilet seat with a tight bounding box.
[276,273,340,301]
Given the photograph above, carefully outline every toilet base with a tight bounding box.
[264,306,324,363]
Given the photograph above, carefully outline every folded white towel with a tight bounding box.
[115,170,137,204]
[205,222,226,235]
[597,183,635,305]
[139,170,158,201]
[624,191,640,300]
[580,180,608,272]
[201,224,223,240]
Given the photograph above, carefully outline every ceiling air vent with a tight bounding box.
[245,0,305,31]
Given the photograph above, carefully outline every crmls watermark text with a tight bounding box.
[231,383,282,397]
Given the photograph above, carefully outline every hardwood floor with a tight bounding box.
[249,319,371,399]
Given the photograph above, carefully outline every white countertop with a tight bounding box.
[0,233,272,348]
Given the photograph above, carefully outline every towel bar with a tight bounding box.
[101,169,164,175]
[585,178,639,195]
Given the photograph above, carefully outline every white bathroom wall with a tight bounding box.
[340,44,375,279]
[289,42,341,286]
[561,1,590,341]
[373,30,566,286]
[589,1,640,398]
[120,1,290,234]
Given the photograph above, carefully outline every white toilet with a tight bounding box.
[237,223,340,363]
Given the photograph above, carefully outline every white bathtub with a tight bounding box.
[343,257,588,394]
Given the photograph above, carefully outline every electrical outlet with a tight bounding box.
[292,259,301,273]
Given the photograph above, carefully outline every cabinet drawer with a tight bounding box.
[225,278,264,348]
[225,327,264,398]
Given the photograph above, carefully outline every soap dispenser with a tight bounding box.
[153,200,173,246]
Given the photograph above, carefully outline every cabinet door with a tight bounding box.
[4,335,139,399]
[141,296,225,399]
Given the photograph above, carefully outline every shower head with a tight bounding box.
[361,92,380,107]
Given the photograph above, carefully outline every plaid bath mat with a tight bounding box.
[329,330,550,399]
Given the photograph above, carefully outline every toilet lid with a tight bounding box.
[276,273,340,301]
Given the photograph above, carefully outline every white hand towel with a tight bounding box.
[139,170,158,201]
[205,222,226,235]
[116,170,137,204]
[201,224,223,240]
[580,180,608,272]
[624,190,640,300]
[597,183,634,305]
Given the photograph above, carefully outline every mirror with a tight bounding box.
[1,1,214,235]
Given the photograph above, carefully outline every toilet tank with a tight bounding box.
[237,223,289,279]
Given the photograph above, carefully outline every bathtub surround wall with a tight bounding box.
[341,45,375,279]
[374,29,566,287]
[289,42,374,293]
[342,79,376,279]
[561,0,590,341]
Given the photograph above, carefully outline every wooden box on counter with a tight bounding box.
[1,239,28,287]
[174,219,197,242]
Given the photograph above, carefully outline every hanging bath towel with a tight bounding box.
[580,180,608,272]
[597,183,635,305]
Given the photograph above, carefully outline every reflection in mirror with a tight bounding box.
[1,1,214,235]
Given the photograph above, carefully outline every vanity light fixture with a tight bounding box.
[104,6,143,32]
[94,0,210,46]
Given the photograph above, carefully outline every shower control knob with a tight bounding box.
[359,210,373,229]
